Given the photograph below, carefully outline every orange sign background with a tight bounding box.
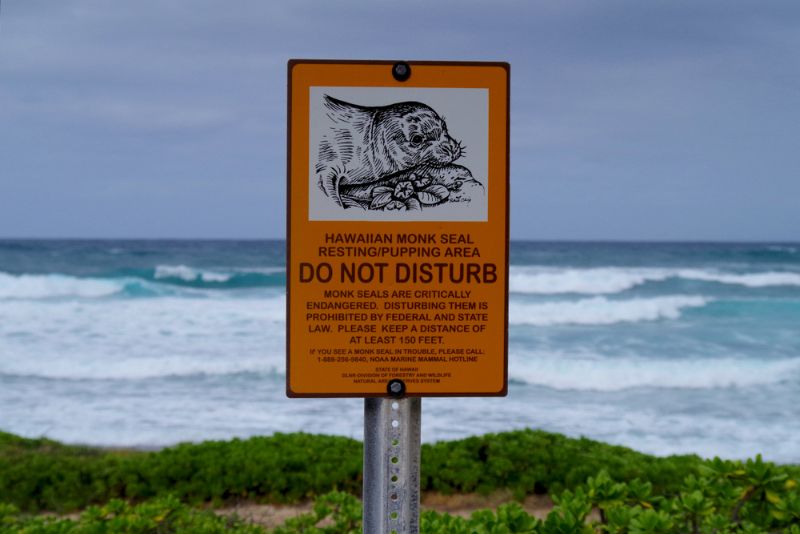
[287,60,509,397]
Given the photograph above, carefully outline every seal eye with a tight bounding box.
[410,134,424,146]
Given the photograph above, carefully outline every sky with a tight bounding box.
[0,1,798,241]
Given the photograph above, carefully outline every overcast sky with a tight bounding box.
[1,1,798,240]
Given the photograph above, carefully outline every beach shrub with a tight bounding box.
[0,431,363,512]
[0,495,264,533]
[2,467,800,533]
[2,427,799,520]
[266,467,800,533]
[0,431,114,512]
[272,491,361,534]
[421,430,704,497]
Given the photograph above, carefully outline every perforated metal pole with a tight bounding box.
[363,397,421,534]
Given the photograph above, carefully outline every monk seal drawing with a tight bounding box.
[316,95,465,205]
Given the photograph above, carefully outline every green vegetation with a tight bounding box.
[2,429,799,532]
[0,496,263,533]
[0,431,363,512]
[421,430,705,498]
[0,429,710,513]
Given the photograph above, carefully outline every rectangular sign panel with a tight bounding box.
[287,60,509,397]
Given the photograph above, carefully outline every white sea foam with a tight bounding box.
[422,394,800,462]
[766,245,798,254]
[509,267,671,294]
[509,295,708,326]
[508,351,800,391]
[509,267,800,295]
[154,264,231,283]
[1,355,282,381]
[0,272,123,299]
[676,269,800,288]
[232,266,285,275]
[0,294,286,380]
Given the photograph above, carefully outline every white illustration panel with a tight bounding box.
[308,86,489,221]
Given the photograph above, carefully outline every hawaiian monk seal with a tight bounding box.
[316,95,464,205]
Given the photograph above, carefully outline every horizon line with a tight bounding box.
[1,236,798,245]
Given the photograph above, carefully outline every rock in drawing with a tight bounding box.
[315,95,484,211]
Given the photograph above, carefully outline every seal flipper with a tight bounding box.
[317,165,347,207]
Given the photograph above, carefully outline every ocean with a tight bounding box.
[1,240,799,462]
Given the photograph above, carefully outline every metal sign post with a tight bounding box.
[363,397,421,534]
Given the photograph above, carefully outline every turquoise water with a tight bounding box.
[1,240,799,461]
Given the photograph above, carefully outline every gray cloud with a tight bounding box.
[0,0,798,239]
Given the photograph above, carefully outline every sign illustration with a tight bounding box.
[308,85,489,222]
[315,95,483,214]
[287,60,509,397]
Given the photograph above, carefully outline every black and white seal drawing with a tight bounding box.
[315,95,484,212]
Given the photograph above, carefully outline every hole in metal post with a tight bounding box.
[391,419,399,428]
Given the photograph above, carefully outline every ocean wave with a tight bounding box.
[4,264,798,299]
[0,266,287,299]
[0,272,123,299]
[0,296,286,380]
[509,352,800,391]
[676,269,800,288]
[509,267,669,294]
[765,245,798,254]
[0,361,281,381]
[509,296,708,326]
[509,267,800,295]
[154,264,232,283]
[140,265,286,289]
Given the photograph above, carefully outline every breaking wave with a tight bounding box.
[508,296,709,326]
[509,352,800,391]
[0,266,286,299]
[509,267,800,295]
[0,272,124,299]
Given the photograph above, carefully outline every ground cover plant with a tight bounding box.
[0,429,712,513]
[1,429,799,532]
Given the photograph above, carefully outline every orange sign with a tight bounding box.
[287,60,509,397]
